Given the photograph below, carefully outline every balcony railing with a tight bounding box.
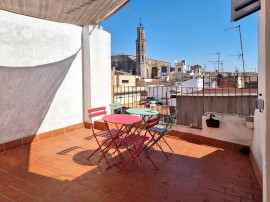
[112,75,258,128]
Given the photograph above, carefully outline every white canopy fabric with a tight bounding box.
[0,53,78,143]
[0,0,129,25]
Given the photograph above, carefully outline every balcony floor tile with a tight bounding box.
[0,128,262,202]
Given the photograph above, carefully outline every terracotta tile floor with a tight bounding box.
[0,128,262,202]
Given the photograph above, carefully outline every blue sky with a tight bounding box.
[101,0,258,72]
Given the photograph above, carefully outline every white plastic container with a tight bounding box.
[150,101,157,112]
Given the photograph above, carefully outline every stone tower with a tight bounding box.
[136,19,147,78]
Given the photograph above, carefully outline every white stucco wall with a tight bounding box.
[253,1,270,201]
[173,113,253,146]
[89,27,111,110]
[82,26,112,122]
[37,52,83,133]
[252,5,265,176]
[0,10,83,142]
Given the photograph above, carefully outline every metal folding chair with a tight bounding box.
[119,116,160,180]
[146,112,176,159]
[109,102,122,114]
[87,107,124,167]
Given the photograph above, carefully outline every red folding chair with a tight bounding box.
[119,116,160,180]
[87,107,124,167]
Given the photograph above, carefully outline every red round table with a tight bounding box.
[103,114,141,125]
[102,114,142,162]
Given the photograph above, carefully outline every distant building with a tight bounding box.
[238,72,258,88]
[111,55,137,75]
[189,65,202,75]
[175,60,187,73]
[111,20,171,79]
[111,68,138,87]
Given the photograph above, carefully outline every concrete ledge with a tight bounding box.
[168,130,247,152]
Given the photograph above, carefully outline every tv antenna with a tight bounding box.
[208,60,225,73]
[206,52,222,73]
[224,25,245,74]
[230,51,242,59]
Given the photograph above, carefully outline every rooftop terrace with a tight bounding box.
[0,128,262,202]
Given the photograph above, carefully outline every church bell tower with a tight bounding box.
[136,19,147,78]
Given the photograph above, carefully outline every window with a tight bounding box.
[122,80,129,84]
[161,66,167,72]
[178,68,181,72]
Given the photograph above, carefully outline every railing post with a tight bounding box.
[203,75,205,113]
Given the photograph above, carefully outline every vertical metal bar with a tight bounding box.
[241,76,243,115]
[128,86,130,107]
[141,86,143,109]
[112,85,114,103]
[115,85,117,103]
[139,86,141,108]
[214,76,217,113]
[203,75,205,113]
[123,86,125,107]
[222,76,224,113]
[235,76,237,114]
[249,76,251,115]
[197,85,199,128]
[152,86,154,99]
[192,87,194,127]
[132,86,134,108]
[209,76,210,113]
[156,85,158,103]
[228,76,229,114]
[171,82,173,115]
[162,85,164,101]
[181,85,183,125]
[162,85,164,116]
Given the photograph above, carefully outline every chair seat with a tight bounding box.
[96,129,126,138]
[148,125,169,134]
[122,135,149,146]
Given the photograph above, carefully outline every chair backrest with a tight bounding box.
[109,102,122,113]
[146,116,160,130]
[165,111,177,130]
[88,107,107,123]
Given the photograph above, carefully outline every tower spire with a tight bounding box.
[136,18,147,78]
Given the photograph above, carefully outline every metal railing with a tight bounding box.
[112,75,258,128]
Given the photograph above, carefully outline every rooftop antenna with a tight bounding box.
[230,51,242,59]
[206,52,221,73]
[208,60,225,73]
[224,25,245,74]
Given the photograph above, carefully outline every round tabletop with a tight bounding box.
[126,108,159,116]
[102,114,141,125]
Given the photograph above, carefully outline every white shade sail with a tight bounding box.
[0,0,129,25]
